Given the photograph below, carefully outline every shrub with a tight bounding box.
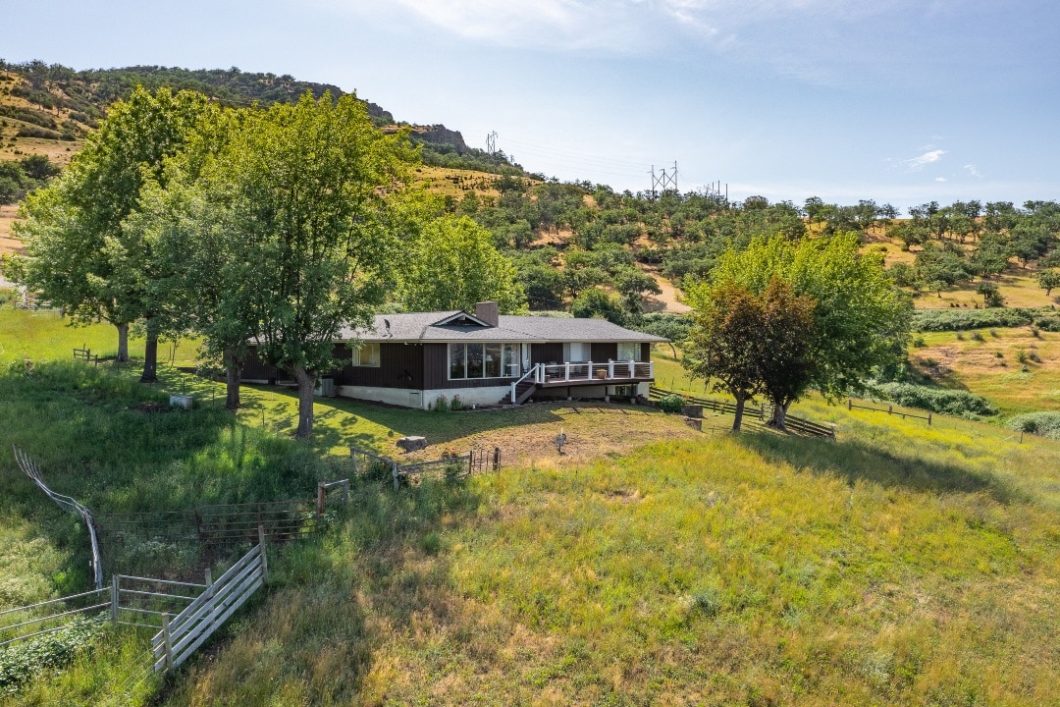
[450,395,464,411]
[432,395,450,412]
[971,331,984,342]
[912,337,926,348]
[1007,412,1060,440]
[635,313,691,342]
[0,617,103,694]
[1016,349,1029,364]
[869,382,999,419]
[15,125,61,140]
[910,307,1051,332]
[657,394,685,414]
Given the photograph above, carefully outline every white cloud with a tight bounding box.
[902,148,946,170]
[935,176,947,182]
[324,0,913,54]
[963,163,983,178]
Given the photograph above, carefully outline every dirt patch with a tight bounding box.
[641,265,690,314]
[0,204,22,255]
[404,403,703,468]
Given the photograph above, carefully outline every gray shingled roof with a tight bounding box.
[338,311,667,343]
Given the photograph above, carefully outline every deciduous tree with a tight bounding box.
[216,92,412,438]
[683,283,766,432]
[401,215,525,313]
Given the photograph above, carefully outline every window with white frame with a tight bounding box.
[448,343,520,379]
[353,342,380,367]
[617,342,639,361]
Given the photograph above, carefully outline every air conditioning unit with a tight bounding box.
[315,378,336,398]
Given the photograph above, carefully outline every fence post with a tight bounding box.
[391,462,400,491]
[162,614,174,670]
[316,483,326,518]
[468,450,474,475]
[928,413,932,426]
[848,399,852,410]
[258,524,268,585]
[110,575,119,624]
[342,479,350,504]
[493,446,501,470]
[888,404,893,414]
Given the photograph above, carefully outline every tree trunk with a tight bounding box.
[768,400,789,430]
[116,323,129,363]
[140,319,158,383]
[732,394,746,433]
[292,365,316,439]
[224,348,242,411]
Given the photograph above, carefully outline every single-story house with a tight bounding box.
[242,302,667,410]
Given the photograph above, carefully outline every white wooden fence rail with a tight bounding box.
[150,535,267,672]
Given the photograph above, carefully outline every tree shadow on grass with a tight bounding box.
[735,431,1021,505]
[238,382,575,454]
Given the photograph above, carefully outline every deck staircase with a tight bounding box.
[506,364,540,405]
[512,379,537,405]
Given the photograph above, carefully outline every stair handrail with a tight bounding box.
[510,364,540,403]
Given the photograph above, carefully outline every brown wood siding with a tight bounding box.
[531,342,564,365]
[241,347,281,381]
[335,343,424,389]
[423,343,514,390]
[242,343,423,389]
[590,342,618,361]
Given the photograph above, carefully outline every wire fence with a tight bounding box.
[12,445,104,589]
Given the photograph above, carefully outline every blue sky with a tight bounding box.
[5,0,1059,209]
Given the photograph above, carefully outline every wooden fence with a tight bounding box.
[98,479,352,564]
[351,445,502,490]
[72,345,112,367]
[1,539,268,680]
[110,573,207,631]
[847,399,933,425]
[649,387,836,441]
[151,537,267,672]
[13,445,104,589]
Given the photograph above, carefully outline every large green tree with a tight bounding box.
[212,92,411,437]
[711,233,911,425]
[14,86,208,373]
[401,215,525,313]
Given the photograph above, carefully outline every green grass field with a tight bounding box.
[2,307,1060,704]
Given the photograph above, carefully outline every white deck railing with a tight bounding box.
[535,360,653,384]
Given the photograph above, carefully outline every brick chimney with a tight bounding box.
[475,301,499,327]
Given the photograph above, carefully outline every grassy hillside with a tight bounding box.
[1,307,1060,704]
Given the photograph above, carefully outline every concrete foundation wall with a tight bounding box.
[338,384,511,410]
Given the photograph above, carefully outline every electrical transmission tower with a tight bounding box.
[486,130,498,155]
[648,161,678,198]
[702,180,729,203]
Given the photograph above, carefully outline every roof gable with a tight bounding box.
[432,311,492,328]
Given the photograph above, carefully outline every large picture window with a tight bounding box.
[353,342,380,367]
[617,342,639,361]
[449,343,520,379]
